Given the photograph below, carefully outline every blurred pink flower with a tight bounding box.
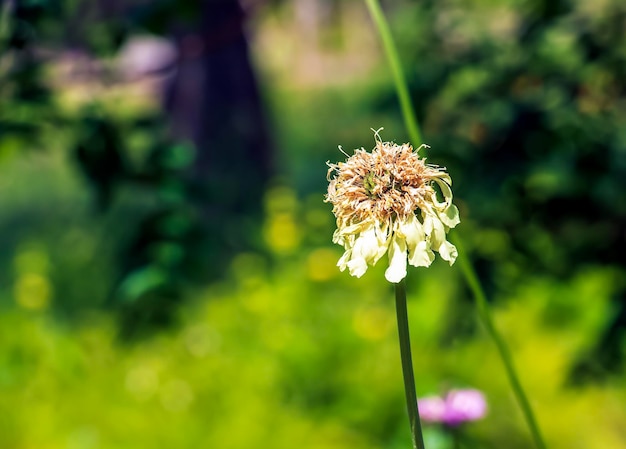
[416,395,446,422]
[418,389,487,426]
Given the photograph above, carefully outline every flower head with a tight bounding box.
[418,389,487,426]
[325,130,460,283]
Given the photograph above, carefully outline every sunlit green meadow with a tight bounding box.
[2,1,626,448]
[1,184,624,448]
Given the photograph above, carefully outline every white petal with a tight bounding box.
[433,177,453,209]
[375,220,393,253]
[438,240,458,265]
[339,222,367,236]
[353,225,383,263]
[347,257,368,277]
[332,229,343,245]
[439,204,460,229]
[437,172,452,186]
[338,222,392,278]
[398,214,424,248]
[424,215,446,250]
[408,240,435,267]
[385,235,408,283]
[398,215,432,268]
[337,250,351,271]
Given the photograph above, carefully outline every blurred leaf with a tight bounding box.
[117,266,169,302]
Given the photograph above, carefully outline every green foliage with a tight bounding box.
[268,0,626,376]
[1,0,625,447]
[1,196,624,447]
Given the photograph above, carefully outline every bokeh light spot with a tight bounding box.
[306,248,339,281]
[13,273,52,310]
[352,305,393,341]
[264,186,298,214]
[184,324,221,358]
[125,366,159,401]
[14,247,50,274]
[66,427,100,449]
[263,213,301,254]
[160,379,194,412]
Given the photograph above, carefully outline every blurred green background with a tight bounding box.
[1,0,625,448]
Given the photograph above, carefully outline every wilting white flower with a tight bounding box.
[325,130,460,283]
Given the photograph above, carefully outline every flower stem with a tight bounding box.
[364,0,422,146]
[364,2,548,448]
[0,0,15,45]
[395,279,426,449]
[451,427,462,449]
[452,234,547,449]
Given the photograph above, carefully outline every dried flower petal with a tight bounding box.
[325,130,460,282]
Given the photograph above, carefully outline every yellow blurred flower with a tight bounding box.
[325,130,460,283]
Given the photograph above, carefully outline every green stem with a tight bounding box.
[364,0,422,146]
[364,2,548,449]
[451,427,462,449]
[0,0,14,46]
[452,234,547,449]
[395,279,426,449]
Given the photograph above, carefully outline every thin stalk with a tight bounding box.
[452,234,547,449]
[395,279,426,449]
[363,2,548,448]
[451,427,462,449]
[0,0,14,46]
[364,0,422,146]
